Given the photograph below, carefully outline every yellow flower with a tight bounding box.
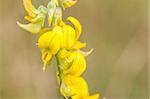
[60,75,89,98]
[60,16,85,50]
[18,0,101,98]
[61,75,99,99]
[53,19,84,50]
[61,25,76,49]
[38,16,86,70]
[66,16,86,50]
[59,50,86,77]
[38,16,85,54]
[72,41,86,50]
[38,30,61,54]
[17,0,47,34]
[38,28,61,68]
[41,49,53,69]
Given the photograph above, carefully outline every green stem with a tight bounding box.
[55,53,63,85]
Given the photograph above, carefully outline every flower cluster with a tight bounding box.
[17,0,99,99]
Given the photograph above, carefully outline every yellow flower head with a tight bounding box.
[38,16,85,54]
[60,75,89,98]
[18,0,100,98]
[37,15,86,70]
[61,75,100,99]
[17,0,47,34]
[59,50,86,76]
[38,27,61,68]
[38,29,61,54]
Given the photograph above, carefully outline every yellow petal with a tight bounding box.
[66,26,76,49]
[53,26,64,48]
[60,0,77,9]
[49,34,61,54]
[62,75,89,98]
[79,49,94,57]
[40,28,51,35]
[24,16,33,22]
[67,16,82,40]
[38,31,55,48]
[58,49,70,60]
[62,26,68,48]
[53,26,63,35]
[64,51,86,76]
[24,15,42,23]
[59,20,66,27]
[86,94,100,99]
[17,21,42,34]
[72,41,86,50]
[39,27,62,55]
[62,25,76,49]
[42,49,53,71]
[23,0,37,17]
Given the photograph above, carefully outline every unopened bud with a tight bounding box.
[47,0,57,9]
[60,0,77,9]
[48,8,55,26]
[52,7,62,26]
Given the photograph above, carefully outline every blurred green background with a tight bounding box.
[0,0,148,99]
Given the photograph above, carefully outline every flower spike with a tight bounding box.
[18,0,100,98]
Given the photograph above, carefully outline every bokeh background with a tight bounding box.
[0,0,148,99]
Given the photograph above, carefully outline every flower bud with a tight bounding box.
[52,7,62,26]
[60,0,77,9]
[47,0,57,27]
[17,1,48,34]
[48,8,55,26]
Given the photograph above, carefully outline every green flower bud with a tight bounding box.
[52,7,62,26]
